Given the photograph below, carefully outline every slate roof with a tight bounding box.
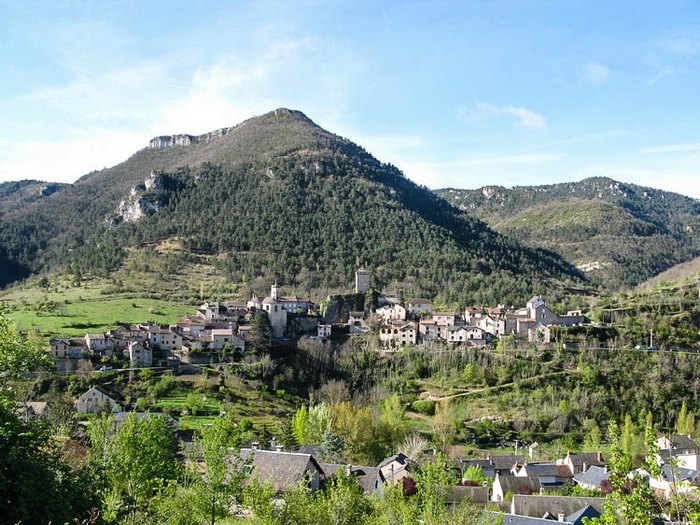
[660,463,699,482]
[461,458,495,471]
[25,401,50,417]
[521,463,574,479]
[566,505,601,525]
[573,465,609,488]
[489,454,525,471]
[668,434,700,452]
[319,462,379,493]
[511,494,608,519]
[566,452,605,469]
[240,449,324,492]
[378,452,410,470]
[496,474,541,495]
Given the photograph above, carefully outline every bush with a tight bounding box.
[411,399,436,415]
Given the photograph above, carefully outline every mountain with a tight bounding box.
[0,109,584,303]
[639,255,700,289]
[436,178,700,289]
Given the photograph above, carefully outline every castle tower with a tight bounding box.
[271,283,282,301]
[355,269,370,293]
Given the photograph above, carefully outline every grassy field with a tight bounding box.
[0,267,195,336]
[5,295,192,337]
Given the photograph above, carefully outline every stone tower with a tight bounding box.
[355,269,370,293]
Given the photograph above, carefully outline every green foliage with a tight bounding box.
[88,412,181,523]
[291,404,309,444]
[0,309,53,382]
[197,412,248,524]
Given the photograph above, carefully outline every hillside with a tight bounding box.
[436,178,700,289]
[640,255,700,289]
[0,109,583,304]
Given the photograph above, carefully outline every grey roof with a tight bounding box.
[660,463,698,482]
[496,474,541,495]
[489,454,525,470]
[520,463,573,479]
[511,494,608,518]
[573,465,609,488]
[566,505,601,525]
[668,434,700,451]
[461,459,495,471]
[112,411,178,429]
[319,462,379,493]
[240,449,324,492]
[25,401,50,416]
[378,452,410,470]
[499,514,563,525]
[566,452,605,468]
[446,485,490,505]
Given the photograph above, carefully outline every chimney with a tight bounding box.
[557,513,565,522]
[251,441,259,450]
[345,464,353,477]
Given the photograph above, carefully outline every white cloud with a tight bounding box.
[462,103,548,129]
[639,142,700,154]
[580,62,611,85]
[0,130,147,183]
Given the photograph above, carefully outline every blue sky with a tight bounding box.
[1,1,700,197]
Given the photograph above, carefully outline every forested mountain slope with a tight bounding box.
[0,109,584,303]
[436,178,700,289]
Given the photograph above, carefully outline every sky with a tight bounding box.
[1,0,700,198]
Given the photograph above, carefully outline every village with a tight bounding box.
[18,269,697,523]
[48,269,588,377]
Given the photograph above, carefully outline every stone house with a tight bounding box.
[75,387,120,414]
[128,341,153,368]
[146,325,182,351]
[239,448,325,493]
[210,328,245,352]
[491,473,541,502]
[85,333,108,354]
[408,299,433,317]
[49,338,71,358]
[379,322,418,347]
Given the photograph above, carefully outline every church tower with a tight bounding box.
[271,283,282,301]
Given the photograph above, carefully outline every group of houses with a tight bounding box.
[47,268,588,376]
[365,294,586,349]
[225,443,606,524]
[232,434,700,522]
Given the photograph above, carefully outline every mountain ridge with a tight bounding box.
[436,177,700,288]
[0,109,583,303]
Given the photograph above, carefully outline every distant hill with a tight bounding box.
[640,256,700,289]
[436,178,700,289]
[0,109,583,304]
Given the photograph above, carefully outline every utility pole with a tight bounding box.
[649,329,654,349]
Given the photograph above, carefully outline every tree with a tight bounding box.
[588,421,661,525]
[197,412,248,524]
[0,392,96,524]
[433,400,457,452]
[88,412,180,523]
[292,404,309,444]
[306,403,332,444]
[0,310,53,384]
[676,400,696,436]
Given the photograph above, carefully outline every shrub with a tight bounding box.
[411,399,436,415]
